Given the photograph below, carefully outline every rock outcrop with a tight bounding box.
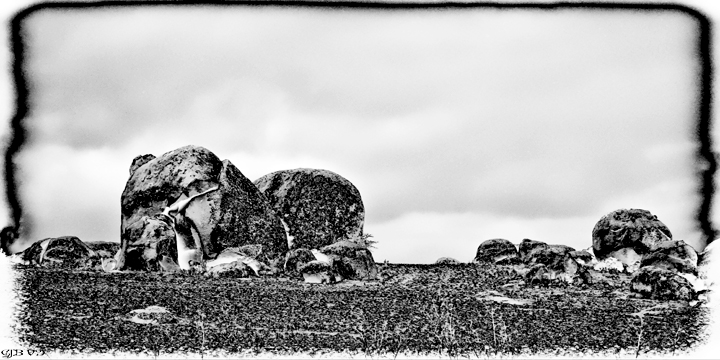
[85,241,121,259]
[284,248,316,276]
[474,238,520,264]
[523,242,574,271]
[12,236,97,269]
[435,257,461,265]
[630,266,695,301]
[639,240,699,276]
[119,145,287,271]
[129,154,156,177]
[299,260,338,284]
[319,240,378,280]
[518,239,548,263]
[254,168,364,250]
[592,209,672,260]
[569,249,593,265]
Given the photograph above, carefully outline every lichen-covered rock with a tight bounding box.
[569,249,594,265]
[284,248,316,275]
[119,145,287,271]
[14,236,97,269]
[435,257,461,265]
[85,241,120,255]
[518,239,548,263]
[254,168,364,250]
[524,253,588,286]
[474,239,520,265]
[206,259,253,278]
[592,209,673,260]
[630,266,695,301]
[640,240,698,275]
[525,264,553,285]
[129,154,156,177]
[299,260,338,284]
[320,240,378,280]
[524,244,573,271]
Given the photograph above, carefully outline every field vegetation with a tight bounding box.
[11,262,710,358]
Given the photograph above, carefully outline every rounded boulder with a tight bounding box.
[630,266,695,301]
[474,238,520,265]
[120,145,288,270]
[640,240,699,276]
[592,209,672,260]
[254,168,365,250]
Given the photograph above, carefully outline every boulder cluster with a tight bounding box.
[463,209,711,302]
[12,145,377,284]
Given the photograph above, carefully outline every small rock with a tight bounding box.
[299,260,338,284]
[435,257,461,265]
[474,238,520,265]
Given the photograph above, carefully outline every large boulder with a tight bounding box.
[12,236,97,269]
[524,253,589,286]
[639,240,698,276]
[254,168,364,250]
[119,145,287,271]
[474,239,520,265]
[319,240,378,280]
[592,209,672,260]
[524,243,574,271]
[518,239,548,263]
[630,266,695,301]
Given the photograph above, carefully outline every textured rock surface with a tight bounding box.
[254,168,364,250]
[85,241,120,255]
[299,260,338,284]
[569,250,594,265]
[524,253,588,286]
[284,248,316,276]
[640,240,699,276]
[592,209,672,260]
[129,154,156,177]
[474,239,520,264]
[435,257,461,265]
[630,266,695,301]
[119,145,287,270]
[14,236,97,269]
[320,240,378,280]
[524,244,573,271]
[207,259,254,278]
[518,239,548,263]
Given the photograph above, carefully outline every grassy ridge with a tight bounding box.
[12,263,710,357]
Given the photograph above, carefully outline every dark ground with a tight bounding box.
[10,263,711,357]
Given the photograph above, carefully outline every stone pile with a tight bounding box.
[12,145,377,285]
[468,208,709,302]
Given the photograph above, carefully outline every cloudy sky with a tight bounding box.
[0,3,713,264]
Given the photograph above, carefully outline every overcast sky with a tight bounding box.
[1,4,710,263]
